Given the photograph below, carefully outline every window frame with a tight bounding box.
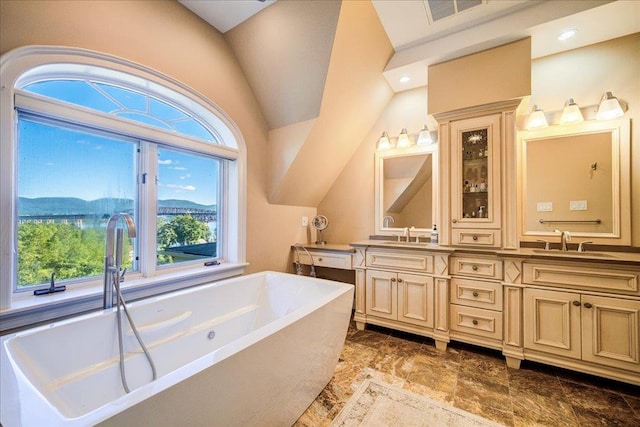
[0,46,247,330]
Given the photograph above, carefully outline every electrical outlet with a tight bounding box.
[537,202,553,212]
[301,216,309,227]
[570,200,588,211]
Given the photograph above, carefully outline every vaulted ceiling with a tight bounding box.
[178,0,639,207]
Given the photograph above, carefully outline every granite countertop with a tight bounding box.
[292,243,355,252]
[347,240,640,265]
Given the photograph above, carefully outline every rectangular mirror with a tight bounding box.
[518,118,630,244]
[375,144,438,236]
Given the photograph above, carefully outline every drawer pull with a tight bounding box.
[397,278,403,283]
[472,265,478,271]
[583,302,593,309]
[452,219,458,223]
[472,235,478,241]
[318,257,323,262]
[572,300,581,307]
[472,291,479,297]
[472,319,479,326]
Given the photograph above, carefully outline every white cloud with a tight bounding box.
[164,184,196,191]
[158,159,173,165]
[171,166,187,171]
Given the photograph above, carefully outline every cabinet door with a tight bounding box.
[397,273,434,328]
[450,114,501,230]
[365,269,397,320]
[582,295,640,373]
[524,288,581,359]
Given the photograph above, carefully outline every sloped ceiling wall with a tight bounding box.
[226,0,395,207]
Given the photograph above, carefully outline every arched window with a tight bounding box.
[0,46,246,313]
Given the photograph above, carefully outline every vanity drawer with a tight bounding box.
[451,256,503,280]
[451,278,503,310]
[452,229,501,248]
[449,304,503,340]
[523,262,639,295]
[298,251,352,270]
[366,249,433,274]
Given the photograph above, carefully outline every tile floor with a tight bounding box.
[295,322,640,426]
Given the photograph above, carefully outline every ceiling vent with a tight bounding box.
[426,0,483,22]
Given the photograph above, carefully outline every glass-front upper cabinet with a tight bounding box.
[450,114,502,244]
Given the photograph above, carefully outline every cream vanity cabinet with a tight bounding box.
[521,260,640,384]
[435,100,520,249]
[366,269,434,328]
[355,247,452,348]
[449,255,504,349]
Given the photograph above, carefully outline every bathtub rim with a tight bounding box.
[1,271,354,427]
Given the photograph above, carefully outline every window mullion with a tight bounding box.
[138,141,158,277]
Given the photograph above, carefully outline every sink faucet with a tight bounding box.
[403,226,415,242]
[383,215,395,228]
[555,229,571,251]
[103,213,136,309]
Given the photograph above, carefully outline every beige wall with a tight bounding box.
[0,0,316,274]
[428,38,531,114]
[529,33,639,245]
[322,34,639,248]
[318,87,428,243]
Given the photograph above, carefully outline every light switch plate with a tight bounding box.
[537,202,553,212]
[570,200,588,211]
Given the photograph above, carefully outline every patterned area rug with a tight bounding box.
[330,379,504,426]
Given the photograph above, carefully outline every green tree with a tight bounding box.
[157,214,211,248]
[17,222,108,287]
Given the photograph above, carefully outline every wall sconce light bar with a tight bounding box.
[596,91,625,120]
[559,98,584,125]
[396,128,412,148]
[377,131,392,150]
[526,105,548,130]
[417,124,435,145]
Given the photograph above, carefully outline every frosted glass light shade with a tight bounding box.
[596,92,624,120]
[526,105,548,129]
[560,98,583,124]
[396,128,412,148]
[377,131,392,150]
[417,125,434,145]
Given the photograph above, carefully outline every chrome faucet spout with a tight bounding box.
[555,229,571,251]
[104,213,136,309]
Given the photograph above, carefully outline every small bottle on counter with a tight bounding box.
[430,225,438,244]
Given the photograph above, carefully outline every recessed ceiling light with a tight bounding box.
[558,29,578,41]
[399,76,411,83]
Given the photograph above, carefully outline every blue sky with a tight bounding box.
[18,118,218,207]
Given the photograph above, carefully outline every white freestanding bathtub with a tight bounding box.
[0,271,354,426]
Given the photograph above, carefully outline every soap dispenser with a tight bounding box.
[430,225,439,244]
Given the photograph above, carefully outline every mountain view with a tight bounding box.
[18,197,216,216]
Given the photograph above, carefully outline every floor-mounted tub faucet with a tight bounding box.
[103,213,136,309]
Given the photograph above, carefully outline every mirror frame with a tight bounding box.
[374,144,438,237]
[517,117,631,245]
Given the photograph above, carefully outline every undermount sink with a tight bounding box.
[532,249,616,258]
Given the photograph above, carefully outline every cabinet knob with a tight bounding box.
[472,235,478,241]
[583,302,593,309]
[452,219,458,223]
[317,257,323,262]
[472,291,479,297]
[472,265,478,271]
[397,278,403,283]
[472,319,479,326]
[572,300,581,306]
[391,278,396,282]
